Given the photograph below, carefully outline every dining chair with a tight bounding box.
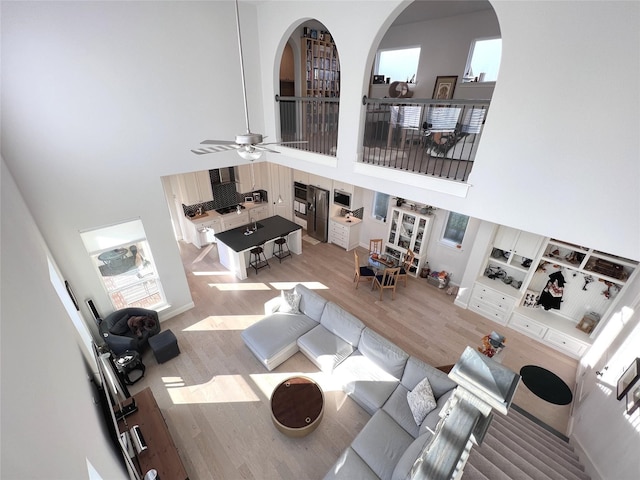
[399,250,415,287]
[372,267,401,300]
[354,251,375,289]
[369,238,383,257]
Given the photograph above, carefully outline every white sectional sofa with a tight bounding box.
[241,284,458,480]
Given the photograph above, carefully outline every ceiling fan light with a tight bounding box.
[237,146,262,161]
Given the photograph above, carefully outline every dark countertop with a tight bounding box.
[215,215,302,253]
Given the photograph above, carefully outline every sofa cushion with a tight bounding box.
[241,312,317,371]
[401,357,457,398]
[323,447,378,480]
[382,384,419,438]
[279,290,301,313]
[334,351,401,415]
[357,328,409,379]
[319,302,365,346]
[407,377,437,425]
[298,325,356,373]
[294,284,328,322]
[390,432,433,480]
[351,410,414,480]
[419,388,455,436]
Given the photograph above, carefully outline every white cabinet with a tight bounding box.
[329,218,362,251]
[177,171,213,205]
[543,329,588,357]
[308,173,332,191]
[385,207,433,277]
[509,311,548,338]
[332,180,354,194]
[293,169,309,184]
[222,211,249,231]
[468,280,517,325]
[269,163,293,220]
[249,205,269,221]
[494,226,543,261]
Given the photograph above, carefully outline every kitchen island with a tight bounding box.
[215,215,302,280]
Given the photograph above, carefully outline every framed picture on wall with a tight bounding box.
[616,358,640,400]
[626,383,640,415]
[432,75,458,100]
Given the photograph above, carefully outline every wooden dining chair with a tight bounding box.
[354,251,375,289]
[369,238,383,257]
[398,250,415,287]
[372,267,400,300]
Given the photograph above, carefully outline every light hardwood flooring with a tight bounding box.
[130,237,578,480]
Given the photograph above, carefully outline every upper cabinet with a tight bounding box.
[493,226,543,261]
[236,164,252,194]
[293,170,309,184]
[177,171,213,206]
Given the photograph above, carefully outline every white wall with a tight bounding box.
[256,0,640,261]
[1,159,127,478]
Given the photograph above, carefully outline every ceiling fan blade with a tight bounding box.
[260,140,308,146]
[191,144,240,155]
[201,139,239,145]
[252,145,280,154]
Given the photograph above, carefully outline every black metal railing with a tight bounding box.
[362,96,490,182]
[276,95,339,156]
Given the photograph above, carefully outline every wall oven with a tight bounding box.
[293,182,308,220]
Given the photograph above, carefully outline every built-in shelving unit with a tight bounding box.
[468,226,639,359]
[385,207,433,277]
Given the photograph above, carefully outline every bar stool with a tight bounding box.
[273,234,292,263]
[249,241,270,274]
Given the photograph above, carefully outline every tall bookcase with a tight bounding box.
[302,36,340,97]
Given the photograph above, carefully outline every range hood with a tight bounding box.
[212,167,235,185]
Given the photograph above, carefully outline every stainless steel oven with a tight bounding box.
[294,182,307,202]
[293,182,308,220]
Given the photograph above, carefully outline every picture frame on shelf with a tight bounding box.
[626,383,640,415]
[432,75,458,100]
[616,358,640,400]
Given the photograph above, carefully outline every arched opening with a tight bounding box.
[361,0,500,182]
[276,20,341,156]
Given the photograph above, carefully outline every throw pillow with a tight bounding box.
[279,290,301,314]
[407,377,437,426]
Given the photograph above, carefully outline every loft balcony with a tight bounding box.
[277,95,489,183]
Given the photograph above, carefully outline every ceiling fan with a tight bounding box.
[191,0,304,160]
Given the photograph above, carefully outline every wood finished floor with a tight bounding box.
[130,238,578,480]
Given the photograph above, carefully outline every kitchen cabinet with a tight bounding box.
[177,171,213,206]
[308,173,332,191]
[185,215,222,249]
[293,170,309,184]
[248,204,269,222]
[269,163,293,220]
[385,207,433,276]
[236,164,252,193]
[222,211,249,231]
[332,180,353,194]
[329,217,361,251]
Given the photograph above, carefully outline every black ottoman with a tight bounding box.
[148,329,180,364]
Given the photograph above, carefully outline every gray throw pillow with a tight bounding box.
[407,377,437,425]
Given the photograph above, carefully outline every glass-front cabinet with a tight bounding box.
[386,207,433,277]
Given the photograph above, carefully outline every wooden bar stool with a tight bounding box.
[249,242,270,274]
[273,234,292,263]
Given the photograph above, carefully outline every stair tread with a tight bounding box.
[493,413,584,468]
[469,440,553,480]
[484,428,590,480]
[503,408,574,450]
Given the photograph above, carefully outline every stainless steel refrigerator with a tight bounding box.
[307,185,329,242]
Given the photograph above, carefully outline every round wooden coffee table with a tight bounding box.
[270,376,324,437]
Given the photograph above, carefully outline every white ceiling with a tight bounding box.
[392,0,493,25]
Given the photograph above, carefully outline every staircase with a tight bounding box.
[462,406,590,480]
